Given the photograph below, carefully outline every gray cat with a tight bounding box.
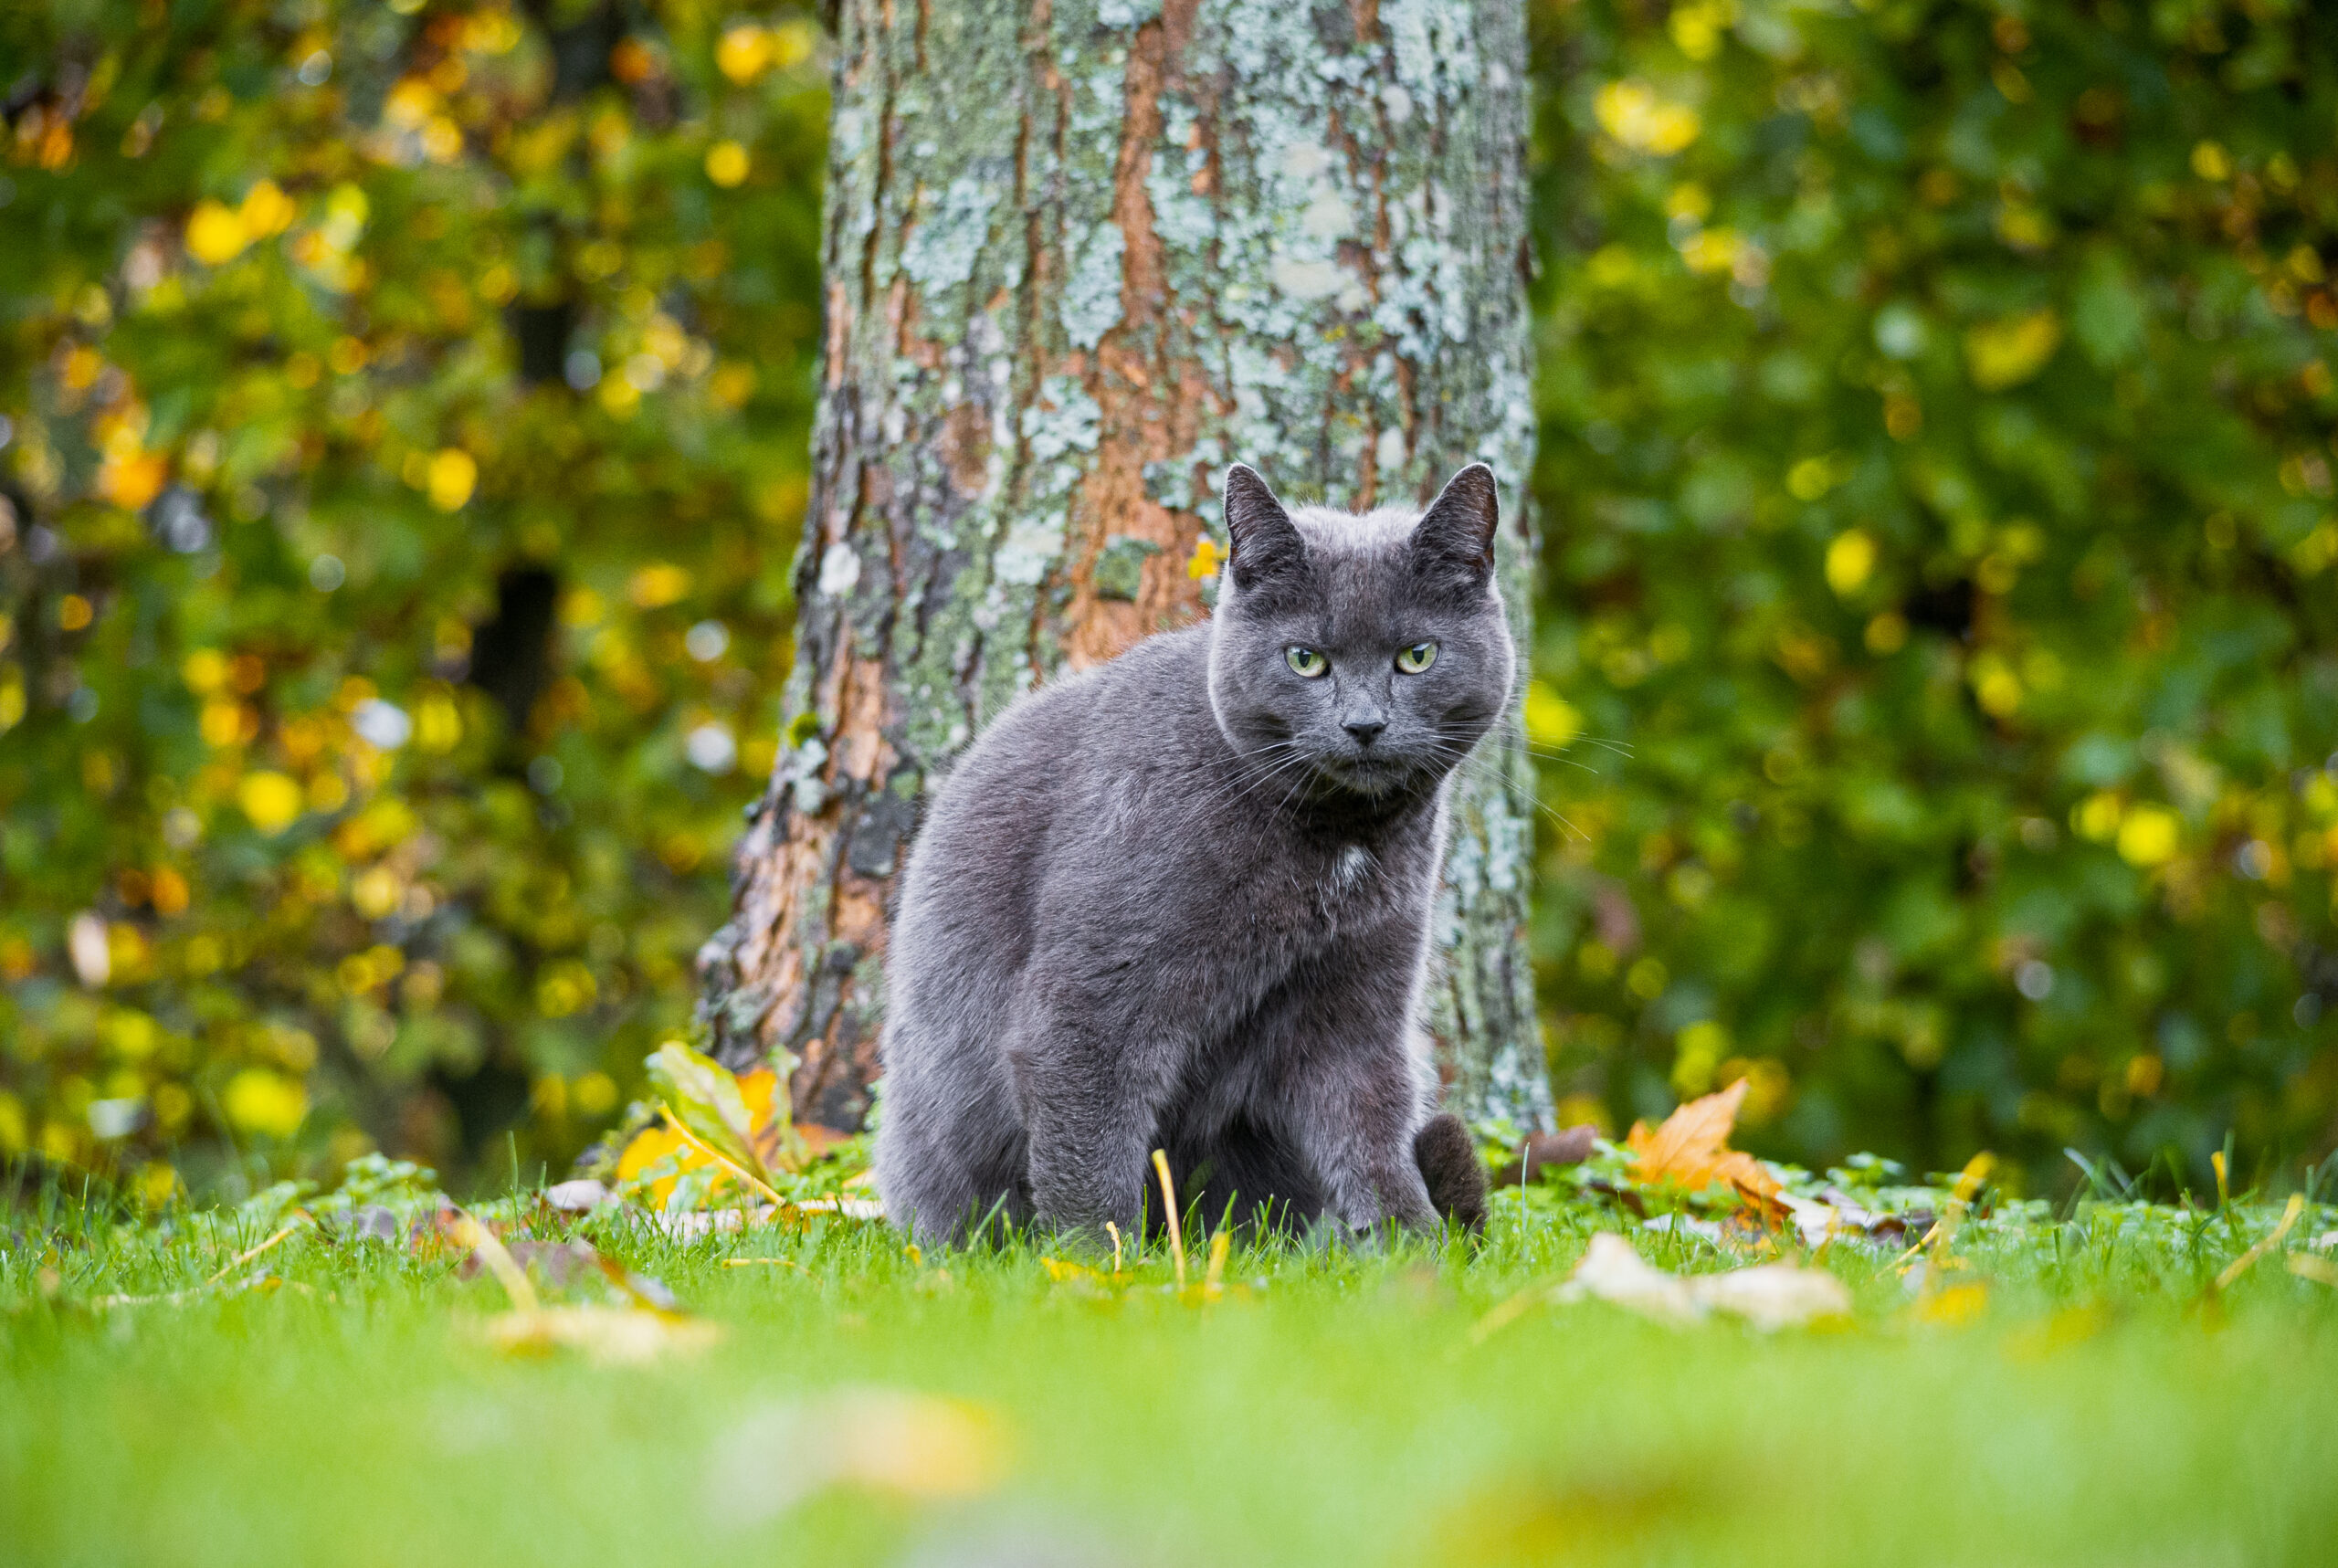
[873,463,1513,1245]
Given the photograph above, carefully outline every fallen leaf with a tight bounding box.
[457,1238,602,1290]
[1623,1079,1784,1216]
[616,1051,847,1209]
[1554,1232,1850,1330]
[542,1178,609,1213]
[1914,1281,1989,1326]
[648,1041,771,1181]
[452,1210,710,1363]
[481,1305,721,1364]
[2288,1254,2338,1288]
[707,1388,1012,1527]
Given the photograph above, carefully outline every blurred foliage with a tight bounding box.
[0,0,825,1194]
[9,0,2338,1206]
[1528,0,2338,1190]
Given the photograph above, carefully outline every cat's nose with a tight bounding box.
[1343,719,1386,747]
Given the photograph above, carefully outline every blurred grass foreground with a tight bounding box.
[3,0,2338,1206]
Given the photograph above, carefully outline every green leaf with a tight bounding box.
[645,1042,770,1183]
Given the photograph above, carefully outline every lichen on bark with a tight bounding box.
[699,0,1553,1134]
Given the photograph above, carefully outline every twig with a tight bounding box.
[97,1215,316,1307]
[452,1213,538,1313]
[1104,1220,1124,1274]
[1462,1279,1555,1350]
[204,1217,311,1287]
[2214,1194,2304,1293]
[1204,1229,1229,1300]
[1152,1150,1186,1291]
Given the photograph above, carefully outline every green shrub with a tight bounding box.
[0,0,825,1193]
[1528,0,2338,1189]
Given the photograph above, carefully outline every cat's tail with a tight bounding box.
[1413,1112,1488,1237]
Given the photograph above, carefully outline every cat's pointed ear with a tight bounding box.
[1222,464,1307,594]
[1409,463,1501,595]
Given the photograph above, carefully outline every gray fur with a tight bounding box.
[873,464,1515,1245]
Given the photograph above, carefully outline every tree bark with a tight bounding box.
[698,0,1552,1134]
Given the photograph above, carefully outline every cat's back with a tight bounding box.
[892,624,1216,963]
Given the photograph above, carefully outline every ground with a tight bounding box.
[5,1165,2335,1568]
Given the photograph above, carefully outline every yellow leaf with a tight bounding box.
[481,1305,721,1364]
[1594,79,1701,155]
[1187,535,1225,580]
[715,1390,1011,1522]
[1916,1280,1989,1326]
[414,691,463,752]
[716,24,772,83]
[222,1068,308,1137]
[2073,791,2122,842]
[2116,805,2180,867]
[1964,309,2062,392]
[237,771,304,835]
[425,447,477,511]
[184,200,248,265]
[1824,529,1875,595]
[1679,226,1741,275]
[96,452,170,511]
[1522,680,1582,748]
[628,562,692,607]
[773,19,817,68]
[237,179,296,238]
[705,141,750,187]
[182,648,229,694]
[616,1121,698,1205]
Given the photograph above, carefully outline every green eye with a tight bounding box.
[1285,646,1328,678]
[1395,641,1438,674]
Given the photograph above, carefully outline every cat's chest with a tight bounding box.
[1259,835,1426,942]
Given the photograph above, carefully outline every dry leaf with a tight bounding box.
[1915,1281,1989,1326]
[481,1305,721,1364]
[707,1388,1012,1527]
[1557,1232,1849,1330]
[1623,1079,1784,1216]
[456,1237,603,1289]
[542,1178,610,1213]
[2288,1254,2338,1288]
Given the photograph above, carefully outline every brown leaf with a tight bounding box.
[1623,1079,1784,1215]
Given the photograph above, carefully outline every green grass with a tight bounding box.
[5,1175,2337,1568]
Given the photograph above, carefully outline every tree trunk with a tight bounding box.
[697,0,1552,1135]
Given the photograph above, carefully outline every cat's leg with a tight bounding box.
[1270,963,1439,1238]
[874,1021,1032,1245]
[1001,986,1177,1246]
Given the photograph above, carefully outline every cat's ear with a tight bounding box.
[1409,463,1501,595]
[1222,464,1307,594]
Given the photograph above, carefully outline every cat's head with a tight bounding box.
[1206,463,1515,807]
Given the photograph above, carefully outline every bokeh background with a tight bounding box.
[4,0,2333,1200]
